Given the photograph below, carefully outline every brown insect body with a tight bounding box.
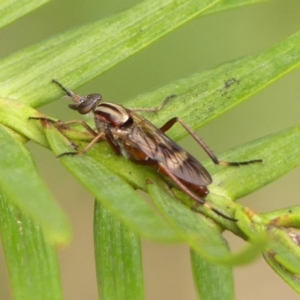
[93,103,212,198]
[43,79,262,221]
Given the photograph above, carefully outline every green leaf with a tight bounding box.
[0,192,63,300]
[261,206,300,227]
[2,13,299,151]
[94,202,144,300]
[191,250,234,300]
[235,208,300,293]
[203,0,271,15]
[0,98,49,147]
[0,0,298,299]
[7,31,299,203]
[43,120,267,261]
[18,32,299,266]
[147,180,266,265]
[0,0,272,107]
[0,124,71,244]
[45,124,180,242]
[30,32,300,260]
[0,0,49,29]
[127,31,300,141]
[264,252,300,295]
[0,0,222,107]
[267,228,300,275]
[207,124,300,200]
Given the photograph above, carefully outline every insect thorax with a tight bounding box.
[94,102,130,128]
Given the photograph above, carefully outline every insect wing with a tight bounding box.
[130,113,212,186]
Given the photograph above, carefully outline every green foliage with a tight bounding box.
[0,0,299,299]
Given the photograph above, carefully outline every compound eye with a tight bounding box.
[86,93,102,102]
[68,104,79,111]
[77,94,102,114]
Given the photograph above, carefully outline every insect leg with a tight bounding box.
[57,132,105,158]
[29,117,98,136]
[130,95,176,113]
[160,117,262,166]
[157,162,236,221]
[60,120,98,137]
[29,117,105,157]
[122,155,235,220]
[29,116,80,149]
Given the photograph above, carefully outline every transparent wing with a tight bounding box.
[130,114,212,186]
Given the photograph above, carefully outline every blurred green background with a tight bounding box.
[1,0,300,299]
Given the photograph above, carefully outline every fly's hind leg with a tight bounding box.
[159,117,263,167]
[137,157,236,221]
[156,162,236,221]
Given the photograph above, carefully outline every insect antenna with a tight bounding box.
[52,79,75,98]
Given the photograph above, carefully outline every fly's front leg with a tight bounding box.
[29,116,104,157]
[29,116,80,150]
[61,120,98,137]
[57,132,105,158]
[29,117,98,137]
[160,117,263,166]
[130,94,176,113]
[52,119,105,157]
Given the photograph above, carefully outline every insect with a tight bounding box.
[32,80,262,221]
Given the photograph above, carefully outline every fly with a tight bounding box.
[31,79,262,221]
